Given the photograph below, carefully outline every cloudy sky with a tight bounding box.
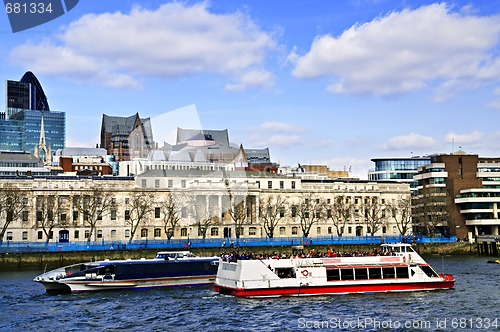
[2,0,500,178]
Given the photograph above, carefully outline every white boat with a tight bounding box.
[34,251,219,293]
[214,243,454,298]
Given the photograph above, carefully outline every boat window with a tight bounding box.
[382,267,395,278]
[368,268,382,279]
[275,268,295,279]
[395,267,409,278]
[340,268,354,280]
[326,269,340,281]
[420,265,439,277]
[354,268,368,280]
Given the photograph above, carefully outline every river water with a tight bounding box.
[0,255,499,331]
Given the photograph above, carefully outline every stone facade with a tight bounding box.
[0,172,410,243]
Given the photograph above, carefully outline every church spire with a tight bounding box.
[34,111,51,165]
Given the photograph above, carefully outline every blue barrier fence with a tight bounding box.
[0,235,457,253]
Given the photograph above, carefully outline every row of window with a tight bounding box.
[5,224,402,241]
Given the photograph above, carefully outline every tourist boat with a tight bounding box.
[214,243,455,298]
[34,251,219,293]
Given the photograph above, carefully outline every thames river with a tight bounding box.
[0,255,499,331]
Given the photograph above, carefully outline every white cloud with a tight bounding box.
[248,121,304,149]
[9,3,277,90]
[381,132,436,151]
[290,3,500,98]
[445,131,484,148]
[224,70,275,92]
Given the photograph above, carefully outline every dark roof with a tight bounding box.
[177,128,229,146]
[20,71,50,111]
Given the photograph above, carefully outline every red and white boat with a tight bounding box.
[214,243,454,298]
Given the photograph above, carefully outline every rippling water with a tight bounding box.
[1,255,499,331]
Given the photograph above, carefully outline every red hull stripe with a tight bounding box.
[214,281,455,297]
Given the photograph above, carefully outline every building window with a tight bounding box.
[84,230,90,239]
[180,228,188,237]
[291,206,297,217]
[268,181,272,189]
[279,227,286,236]
[125,229,130,238]
[249,227,257,236]
[73,211,78,221]
[168,179,173,188]
[97,230,103,239]
[97,211,102,220]
[141,179,146,188]
[125,197,129,205]
[141,229,148,238]
[60,213,67,222]
[154,228,161,237]
[38,231,43,240]
[181,207,187,218]
[111,209,117,220]
[125,210,130,220]
[6,232,13,241]
[280,181,284,189]
[22,231,28,241]
[348,226,352,234]
[111,230,117,238]
[22,210,28,222]
[317,227,321,235]
[155,207,160,218]
[181,180,186,188]
[328,227,332,235]
[291,181,296,189]
[279,207,285,218]
[211,227,219,237]
[291,227,298,235]
[74,230,79,239]
[155,179,160,188]
[111,197,116,204]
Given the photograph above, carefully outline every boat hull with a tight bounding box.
[214,278,455,298]
[43,275,216,293]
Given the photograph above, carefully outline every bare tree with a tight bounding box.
[125,191,155,243]
[158,192,184,240]
[223,177,249,239]
[413,195,451,236]
[0,183,27,242]
[295,193,325,238]
[35,194,70,243]
[73,187,114,241]
[362,196,386,236]
[387,196,412,236]
[326,195,353,236]
[259,195,288,238]
[193,195,220,239]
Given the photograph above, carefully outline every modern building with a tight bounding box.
[0,71,65,154]
[100,113,153,162]
[369,156,431,193]
[413,152,500,240]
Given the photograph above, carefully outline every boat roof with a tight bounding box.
[381,243,413,247]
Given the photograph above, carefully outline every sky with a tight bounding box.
[2,0,500,179]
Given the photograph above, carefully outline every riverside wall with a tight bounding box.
[0,242,478,271]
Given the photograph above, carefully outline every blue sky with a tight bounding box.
[2,0,500,179]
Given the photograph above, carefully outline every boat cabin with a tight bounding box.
[155,251,196,260]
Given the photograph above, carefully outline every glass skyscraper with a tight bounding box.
[368,157,431,193]
[0,72,65,154]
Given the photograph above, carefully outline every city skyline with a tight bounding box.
[2,0,500,178]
